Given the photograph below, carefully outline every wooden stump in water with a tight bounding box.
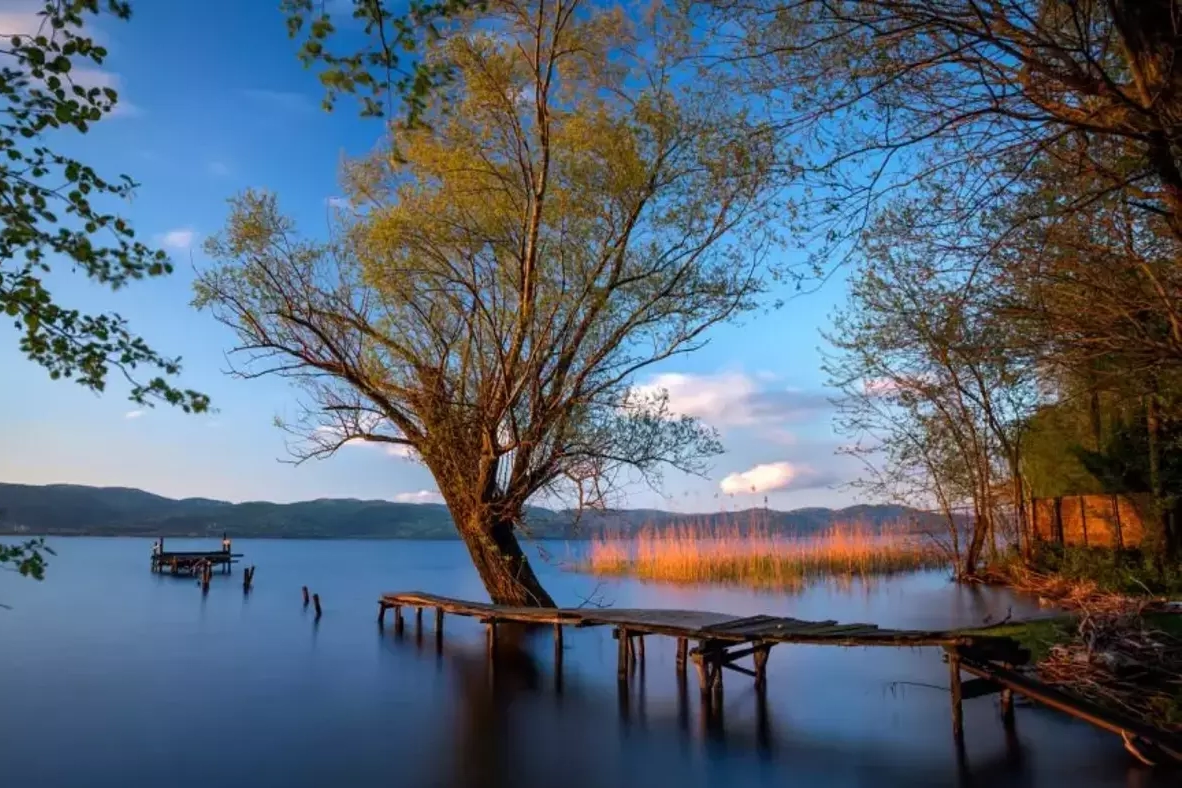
[302,586,310,607]
[616,628,629,683]
[948,653,964,742]
[753,644,771,692]
[312,593,322,619]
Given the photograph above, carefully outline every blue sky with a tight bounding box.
[0,0,860,511]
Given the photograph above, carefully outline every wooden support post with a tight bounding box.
[1000,687,1015,727]
[312,593,322,619]
[616,628,628,682]
[710,651,724,700]
[486,620,498,661]
[415,606,423,634]
[753,644,771,692]
[302,586,310,607]
[434,607,444,649]
[636,634,645,664]
[693,652,708,696]
[553,623,563,670]
[948,652,964,742]
[378,602,387,627]
[394,605,404,634]
[675,637,688,676]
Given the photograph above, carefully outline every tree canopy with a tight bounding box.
[197,0,783,605]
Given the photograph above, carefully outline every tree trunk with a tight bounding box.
[454,511,556,608]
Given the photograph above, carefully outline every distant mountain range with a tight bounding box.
[0,482,946,540]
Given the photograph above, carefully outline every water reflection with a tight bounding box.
[0,539,1172,788]
[383,613,1159,788]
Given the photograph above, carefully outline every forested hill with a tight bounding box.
[0,483,946,540]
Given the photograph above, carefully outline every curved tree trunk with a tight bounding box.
[455,511,555,608]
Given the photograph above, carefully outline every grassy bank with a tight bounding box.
[582,521,948,591]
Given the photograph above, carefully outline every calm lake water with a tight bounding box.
[0,538,1170,787]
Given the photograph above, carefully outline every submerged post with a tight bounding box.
[948,652,964,742]
[312,593,322,619]
[1000,687,1015,727]
[675,637,688,676]
[753,644,771,692]
[616,628,628,682]
[434,607,444,649]
[378,602,388,628]
[302,586,310,607]
[486,620,498,661]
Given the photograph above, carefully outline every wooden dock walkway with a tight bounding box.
[378,591,1182,765]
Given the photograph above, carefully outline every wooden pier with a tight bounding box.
[378,591,1182,765]
[150,537,242,577]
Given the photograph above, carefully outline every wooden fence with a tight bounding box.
[1031,493,1151,548]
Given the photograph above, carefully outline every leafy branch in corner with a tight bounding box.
[0,1,208,411]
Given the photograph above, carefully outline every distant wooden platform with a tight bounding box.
[151,550,242,576]
[378,591,1182,765]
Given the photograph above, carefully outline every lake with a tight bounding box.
[0,538,1170,787]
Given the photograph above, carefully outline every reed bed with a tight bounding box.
[583,519,949,591]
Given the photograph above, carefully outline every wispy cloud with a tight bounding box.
[326,196,350,209]
[124,410,144,420]
[392,490,443,504]
[632,372,830,428]
[208,160,232,178]
[314,423,418,460]
[719,461,833,495]
[158,228,196,251]
[0,11,141,118]
[240,88,316,114]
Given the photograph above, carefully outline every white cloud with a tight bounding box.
[0,13,139,118]
[314,423,418,460]
[208,160,232,178]
[124,410,144,420]
[719,461,828,495]
[392,490,443,504]
[159,228,195,251]
[863,378,900,396]
[632,372,830,428]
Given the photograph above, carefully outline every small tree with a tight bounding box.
[196,0,780,605]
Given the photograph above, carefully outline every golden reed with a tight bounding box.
[583,516,947,591]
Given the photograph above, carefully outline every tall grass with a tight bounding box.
[583,519,948,591]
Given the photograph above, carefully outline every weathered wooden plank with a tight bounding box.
[378,591,1027,651]
[701,615,781,633]
[955,648,1182,761]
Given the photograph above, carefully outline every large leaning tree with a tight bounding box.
[195,0,781,606]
